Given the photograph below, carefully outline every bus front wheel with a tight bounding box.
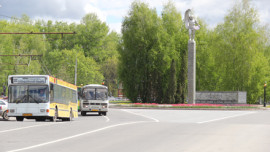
[2,111,9,120]
[16,117,24,121]
[99,112,107,116]
[51,108,58,122]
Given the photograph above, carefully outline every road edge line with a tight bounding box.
[0,122,68,134]
[7,121,146,152]
[197,112,256,124]
[121,109,159,122]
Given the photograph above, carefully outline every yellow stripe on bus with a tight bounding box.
[49,76,77,90]
[49,102,78,118]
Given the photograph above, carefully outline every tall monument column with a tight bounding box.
[187,40,196,104]
[184,9,200,104]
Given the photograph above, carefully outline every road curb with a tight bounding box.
[109,104,267,111]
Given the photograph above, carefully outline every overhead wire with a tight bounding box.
[0,13,76,76]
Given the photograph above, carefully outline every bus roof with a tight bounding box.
[8,75,77,90]
[8,75,50,78]
[82,84,107,89]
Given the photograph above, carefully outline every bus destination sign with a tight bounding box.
[13,77,46,84]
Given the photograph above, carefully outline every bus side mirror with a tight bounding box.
[50,84,54,91]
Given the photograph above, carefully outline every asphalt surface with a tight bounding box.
[1,109,270,152]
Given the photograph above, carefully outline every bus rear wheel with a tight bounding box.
[81,111,86,116]
[16,117,24,121]
[36,118,46,122]
[99,112,107,116]
[65,110,73,121]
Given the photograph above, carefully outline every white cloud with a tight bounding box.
[106,8,127,18]
[97,0,132,9]
[175,0,234,27]
[96,0,270,32]
[84,3,107,22]
[250,0,270,25]
[0,0,269,33]
[33,16,80,25]
[108,22,122,33]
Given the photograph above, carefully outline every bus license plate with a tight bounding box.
[23,113,32,116]
[91,109,99,111]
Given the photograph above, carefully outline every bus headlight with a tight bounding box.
[101,103,107,109]
[40,109,45,113]
[83,105,88,108]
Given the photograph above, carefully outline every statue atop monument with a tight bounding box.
[184,9,200,41]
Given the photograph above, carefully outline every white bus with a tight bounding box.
[7,75,78,121]
[79,84,109,116]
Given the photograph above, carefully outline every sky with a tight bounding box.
[0,0,269,33]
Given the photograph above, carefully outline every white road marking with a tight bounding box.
[0,122,68,134]
[8,121,146,152]
[103,116,110,122]
[122,109,159,122]
[197,112,256,124]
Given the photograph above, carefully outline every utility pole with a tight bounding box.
[75,56,77,86]
[264,82,267,107]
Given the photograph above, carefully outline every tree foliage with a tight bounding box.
[0,0,269,103]
[120,0,270,104]
[210,0,269,103]
[0,13,119,96]
[119,1,188,103]
[161,1,188,103]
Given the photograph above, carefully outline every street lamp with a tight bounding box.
[264,82,267,107]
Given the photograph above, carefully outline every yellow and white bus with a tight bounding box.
[80,84,109,116]
[7,75,78,121]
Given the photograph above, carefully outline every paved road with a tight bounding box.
[1,109,270,152]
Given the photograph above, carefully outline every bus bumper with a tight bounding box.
[81,107,108,112]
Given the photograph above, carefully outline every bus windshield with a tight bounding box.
[9,85,49,103]
[82,88,107,100]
